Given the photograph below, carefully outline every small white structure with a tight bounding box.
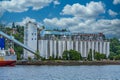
[24,21,37,59]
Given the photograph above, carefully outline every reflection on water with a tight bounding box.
[0,65,120,80]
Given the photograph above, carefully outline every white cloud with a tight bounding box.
[22,17,36,24]
[15,17,43,29]
[113,0,120,5]
[108,9,118,17]
[16,17,39,26]
[44,17,79,27]
[61,1,105,19]
[44,1,120,38]
[53,0,60,5]
[11,17,36,26]
[5,17,42,27]
[0,7,5,17]
[0,0,53,13]
[44,16,120,37]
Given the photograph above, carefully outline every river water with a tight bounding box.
[0,65,120,80]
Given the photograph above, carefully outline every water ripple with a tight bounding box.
[0,65,120,80]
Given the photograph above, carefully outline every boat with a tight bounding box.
[0,48,16,66]
[0,37,16,66]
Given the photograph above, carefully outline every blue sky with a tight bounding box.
[0,0,120,38]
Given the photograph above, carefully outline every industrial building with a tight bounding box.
[24,21,38,59]
[24,22,110,60]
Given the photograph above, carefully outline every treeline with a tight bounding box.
[13,26,24,60]
[109,38,120,60]
[47,49,107,61]
[0,23,24,60]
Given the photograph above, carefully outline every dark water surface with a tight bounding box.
[0,65,120,80]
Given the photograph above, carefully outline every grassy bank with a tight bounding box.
[16,60,120,66]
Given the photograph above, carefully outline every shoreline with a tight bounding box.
[16,60,120,66]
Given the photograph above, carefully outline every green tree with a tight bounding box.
[34,50,41,60]
[100,54,106,60]
[109,52,116,60]
[94,52,106,60]
[114,54,120,60]
[12,22,16,28]
[69,50,81,60]
[49,56,54,60]
[116,50,120,55]
[94,52,101,60]
[110,38,120,54]
[62,50,82,60]
[87,49,92,61]
[109,38,120,60]
[62,50,69,60]
[28,56,32,61]
[12,26,24,60]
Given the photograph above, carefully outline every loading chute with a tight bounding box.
[0,31,36,54]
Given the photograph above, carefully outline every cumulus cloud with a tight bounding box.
[113,0,120,5]
[16,17,42,26]
[61,1,105,19]
[11,17,36,26]
[53,0,60,5]
[108,9,118,17]
[44,17,79,27]
[0,0,53,13]
[5,17,43,28]
[22,17,36,24]
[0,7,5,17]
[43,1,120,38]
[44,17,120,37]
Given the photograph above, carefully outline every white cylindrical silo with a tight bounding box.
[95,41,98,52]
[103,42,106,54]
[50,40,53,57]
[40,40,44,58]
[38,40,41,57]
[67,41,70,50]
[99,41,102,54]
[75,41,78,51]
[58,41,62,57]
[45,40,48,59]
[60,40,63,57]
[43,40,47,58]
[71,41,73,50]
[84,41,87,57]
[80,41,83,57]
[92,41,94,60]
[87,41,91,53]
[106,42,110,57]
[62,40,66,52]
[53,40,57,58]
